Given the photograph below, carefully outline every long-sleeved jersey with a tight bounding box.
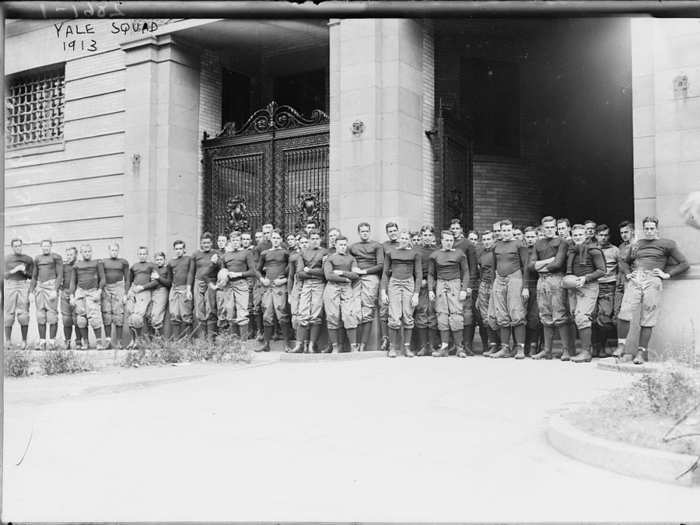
[257,248,288,281]
[70,259,105,294]
[152,265,172,289]
[191,250,219,283]
[4,253,33,282]
[493,239,530,282]
[31,252,63,291]
[452,237,479,289]
[61,261,75,291]
[597,242,620,284]
[130,261,158,290]
[530,237,568,274]
[381,247,421,291]
[418,244,437,280]
[220,249,256,279]
[477,246,496,284]
[296,247,327,281]
[168,255,194,288]
[566,242,606,282]
[102,257,130,288]
[324,253,359,283]
[349,241,384,275]
[428,249,469,292]
[621,238,690,277]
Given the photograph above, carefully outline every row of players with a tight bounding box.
[3,215,688,363]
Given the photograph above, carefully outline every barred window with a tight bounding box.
[6,66,65,148]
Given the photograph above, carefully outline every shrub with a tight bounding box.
[40,350,93,375]
[631,362,700,419]
[5,350,32,377]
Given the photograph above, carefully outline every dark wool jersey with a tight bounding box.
[257,248,289,281]
[192,250,219,283]
[531,237,568,274]
[428,249,469,292]
[625,238,690,277]
[130,262,158,289]
[152,265,172,289]
[31,253,63,290]
[70,259,105,293]
[61,261,75,290]
[524,246,540,287]
[494,239,530,281]
[102,257,130,285]
[381,247,421,290]
[349,241,384,274]
[297,247,327,281]
[168,255,193,288]
[418,244,437,279]
[5,254,33,282]
[382,239,399,258]
[452,237,479,289]
[477,247,496,284]
[288,251,302,289]
[255,239,272,259]
[324,253,359,283]
[567,242,606,281]
[221,249,256,279]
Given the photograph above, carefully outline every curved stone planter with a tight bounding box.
[280,350,387,363]
[547,415,700,487]
[596,357,660,374]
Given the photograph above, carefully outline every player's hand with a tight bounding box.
[333,269,343,275]
[410,293,419,308]
[150,270,159,280]
[211,253,219,264]
[651,268,670,280]
[421,279,428,288]
[521,288,530,301]
[208,282,218,290]
[134,285,144,293]
[428,291,436,302]
[576,277,586,288]
[459,290,467,302]
[185,288,193,301]
[69,295,76,306]
[272,277,284,286]
[261,278,271,287]
[304,266,311,273]
[380,291,389,305]
[465,288,472,298]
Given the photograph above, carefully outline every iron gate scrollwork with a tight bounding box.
[202,101,329,238]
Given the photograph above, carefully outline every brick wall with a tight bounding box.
[472,155,543,232]
[197,49,223,234]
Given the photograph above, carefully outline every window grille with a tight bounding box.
[6,66,65,148]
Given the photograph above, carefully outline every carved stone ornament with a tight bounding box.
[680,191,700,230]
[225,195,249,235]
[447,187,464,217]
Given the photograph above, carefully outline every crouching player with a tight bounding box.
[69,244,106,350]
[429,230,470,357]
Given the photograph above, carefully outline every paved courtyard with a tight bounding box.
[3,353,699,522]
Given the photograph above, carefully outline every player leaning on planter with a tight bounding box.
[488,219,530,359]
[291,229,327,354]
[322,235,361,352]
[167,240,194,341]
[101,243,130,350]
[69,244,105,350]
[349,222,385,352]
[381,230,422,358]
[565,224,606,363]
[255,229,290,352]
[4,238,34,349]
[60,246,78,349]
[428,230,470,358]
[615,216,689,364]
[29,239,62,350]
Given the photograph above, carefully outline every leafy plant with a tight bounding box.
[5,349,33,377]
[39,350,93,375]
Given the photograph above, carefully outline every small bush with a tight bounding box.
[5,350,33,377]
[40,350,93,375]
[632,363,700,419]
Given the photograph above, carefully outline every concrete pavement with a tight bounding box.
[3,354,699,522]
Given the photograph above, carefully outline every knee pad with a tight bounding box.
[102,312,113,326]
[76,316,88,328]
[47,311,58,325]
[89,316,103,329]
[36,310,47,325]
[129,314,144,328]
[18,312,30,325]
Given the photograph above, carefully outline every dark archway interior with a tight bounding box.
[436,18,634,243]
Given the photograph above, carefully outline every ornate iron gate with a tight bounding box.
[202,101,329,237]
[431,104,474,230]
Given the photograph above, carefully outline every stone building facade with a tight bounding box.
[4,17,700,357]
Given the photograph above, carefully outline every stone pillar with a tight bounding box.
[121,34,201,258]
[631,18,700,363]
[329,19,430,241]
